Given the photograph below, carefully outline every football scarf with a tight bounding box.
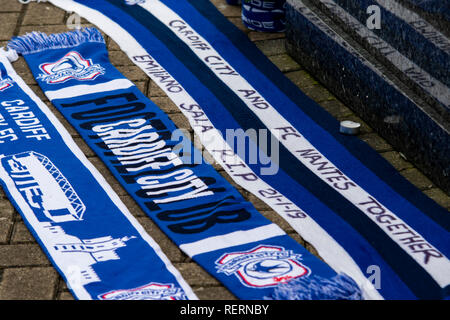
[241,0,287,32]
[0,48,197,300]
[7,28,361,300]
[20,0,450,300]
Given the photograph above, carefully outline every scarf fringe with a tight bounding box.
[264,273,363,300]
[7,27,105,55]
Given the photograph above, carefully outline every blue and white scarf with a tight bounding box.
[19,0,450,300]
[7,28,360,300]
[0,48,196,300]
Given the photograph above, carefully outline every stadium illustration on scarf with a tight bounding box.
[3,0,450,300]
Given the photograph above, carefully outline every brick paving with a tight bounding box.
[0,0,448,300]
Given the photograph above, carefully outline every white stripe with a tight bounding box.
[49,0,384,300]
[141,0,450,287]
[45,79,134,100]
[180,224,286,257]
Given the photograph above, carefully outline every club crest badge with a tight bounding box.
[216,245,310,288]
[38,51,105,84]
[98,282,187,300]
